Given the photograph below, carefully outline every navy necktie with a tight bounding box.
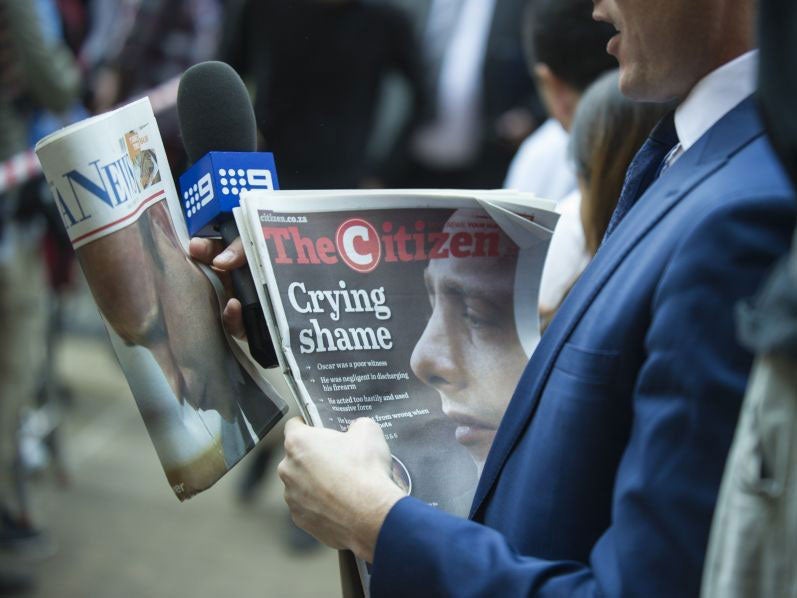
[603,112,679,241]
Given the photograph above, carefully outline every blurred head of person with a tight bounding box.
[410,210,527,474]
[569,69,674,254]
[591,0,755,102]
[523,0,617,130]
[758,0,797,187]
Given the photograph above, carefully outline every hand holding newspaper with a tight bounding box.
[34,99,288,500]
[234,189,558,591]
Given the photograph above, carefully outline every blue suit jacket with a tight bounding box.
[371,97,797,597]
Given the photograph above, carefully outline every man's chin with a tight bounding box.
[618,68,648,100]
[619,67,683,103]
[456,423,495,445]
[457,428,497,472]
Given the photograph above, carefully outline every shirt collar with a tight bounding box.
[674,50,758,153]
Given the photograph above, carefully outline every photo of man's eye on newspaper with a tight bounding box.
[238,192,555,516]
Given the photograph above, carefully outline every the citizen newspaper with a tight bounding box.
[235,189,558,590]
[34,99,288,501]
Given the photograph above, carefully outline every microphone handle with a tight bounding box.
[218,219,279,369]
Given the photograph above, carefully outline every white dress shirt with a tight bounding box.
[666,50,759,168]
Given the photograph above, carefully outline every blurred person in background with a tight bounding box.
[701,0,797,594]
[504,0,614,199]
[384,0,544,189]
[20,0,91,488]
[80,0,142,81]
[570,70,673,256]
[505,0,615,325]
[0,0,80,592]
[49,0,88,57]
[533,68,672,327]
[220,0,423,533]
[89,0,223,177]
[220,0,424,190]
[27,0,89,144]
[356,0,427,187]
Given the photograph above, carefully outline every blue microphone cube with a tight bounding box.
[178,151,280,237]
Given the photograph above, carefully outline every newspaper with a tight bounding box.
[235,189,558,590]
[34,98,288,500]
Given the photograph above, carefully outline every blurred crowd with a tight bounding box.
[0,0,794,595]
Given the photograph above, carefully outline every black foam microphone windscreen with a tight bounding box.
[176,60,278,369]
[177,61,258,164]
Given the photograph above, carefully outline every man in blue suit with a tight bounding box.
[270,0,797,595]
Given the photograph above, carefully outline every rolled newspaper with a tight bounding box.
[35,98,287,500]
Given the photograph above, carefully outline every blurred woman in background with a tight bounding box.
[540,70,673,328]
[570,69,674,256]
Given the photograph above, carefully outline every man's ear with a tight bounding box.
[534,63,579,131]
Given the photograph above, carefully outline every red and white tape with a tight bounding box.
[146,75,180,114]
[0,150,40,194]
[0,75,180,196]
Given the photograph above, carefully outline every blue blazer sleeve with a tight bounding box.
[370,192,796,597]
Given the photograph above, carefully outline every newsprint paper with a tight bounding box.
[235,189,559,592]
[34,98,287,500]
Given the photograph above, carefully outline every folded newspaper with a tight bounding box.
[234,189,558,590]
[34,98,288,500]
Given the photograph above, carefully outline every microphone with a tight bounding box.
[177,61,279,369]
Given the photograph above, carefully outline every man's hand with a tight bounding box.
[188,237,247,338]
[278,417,406,563]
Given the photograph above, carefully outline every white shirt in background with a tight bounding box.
[412,0,496,168]
[539,190,590,312]
[504,119,577,202]
[503,118,588,313]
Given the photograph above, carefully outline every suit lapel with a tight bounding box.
[470,96,765,518]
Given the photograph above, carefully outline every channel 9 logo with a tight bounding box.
[178,151,279,236]
[217,167,274,197]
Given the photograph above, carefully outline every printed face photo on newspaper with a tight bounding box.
[35,100,286,500]
[78,202,261,488]
[81,203,240,421]
[410,209,528,474]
